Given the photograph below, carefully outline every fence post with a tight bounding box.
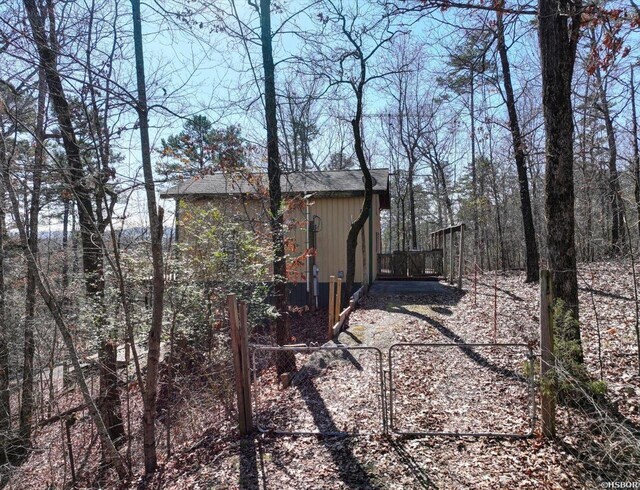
[228,294,250,435]
[493,272,498,342]
[458,224,464,290]
[65,416,77,486]
[540,269,556,438]
[443,232,447,278]
[334,277,342,328]
[474,262,477,307]
[238,301,253,432]
[449,230,454,283]
[328,276,335,339]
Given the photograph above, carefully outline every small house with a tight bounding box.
[161,169,390,307]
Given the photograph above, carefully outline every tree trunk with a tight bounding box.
[2,146,128,480]
[344,44,374,305]
[434,178,443,229]
[578,82,592,261]
[408,165,417,250]
[496,4,540,282]
[426,148,454,226]
[62,197,70,289]
[470,69,480,265]
[131,0,166,474]
[632,66,640,244]
[0,174,10,462]
[22,0,124,452]
[396,88,419,251]
[592,33,624,254]
[19,67,46,447]
[260,0,293,374]
[345,113,373,303]
[396,196,402,250]
[538,0,583,360]
[401,197,406,251]
[488,160,508,271]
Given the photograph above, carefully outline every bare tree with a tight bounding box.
[1,158,128,479]
[311,0,404,300]
[495,2,540,282]
[632,65,640,243]
[278,77,321,172]
[17,65,45,450]
[538,0,583,358]
[385,39,434,249]
[0,157,9,463]
[588,28,626,254]
[259,0,295,373]
[131,0,166,474]
[21,0,124,451]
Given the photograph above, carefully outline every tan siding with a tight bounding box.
[372,194,380,281]
[179,193,383,287]
[310,196,368,284]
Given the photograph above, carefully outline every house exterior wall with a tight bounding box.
[176,193,382,306]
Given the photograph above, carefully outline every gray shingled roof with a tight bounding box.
[160,169,389,198]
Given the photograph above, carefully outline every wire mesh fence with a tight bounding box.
[1,333,240,489]
[388,343,535,437]
[251,345,386,435]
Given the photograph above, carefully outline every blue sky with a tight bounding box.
[24,0,638,230]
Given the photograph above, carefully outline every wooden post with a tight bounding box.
[458,224,464,289]
[493,272,498,342]
[328,276,335,339]
[540,270,556,438]
[443,232,447,278]
[334,277,342,329]
[474,262,478,307]
[65,417,76,486]
[238,301,253,432]
[228,294,249,435]
[449,228,455,284]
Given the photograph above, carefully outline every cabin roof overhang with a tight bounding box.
[160,168,390,209]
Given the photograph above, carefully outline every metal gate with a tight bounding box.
[388,343,535,438]
[251,344,386,435]
[250,342,535,438]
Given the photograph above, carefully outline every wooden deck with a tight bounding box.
[377,250,443,279]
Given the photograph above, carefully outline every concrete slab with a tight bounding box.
[369,280,453,295]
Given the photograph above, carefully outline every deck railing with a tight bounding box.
[377,250,443,278]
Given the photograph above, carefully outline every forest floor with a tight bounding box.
[6,260,640,489]
[134,260,640,489]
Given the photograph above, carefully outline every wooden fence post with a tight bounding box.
[493,272,498,342]
[449,229,455,284]
[473,262,478,307]
[65,416,76,486]
[238,301,253,432]
[443,232,447,278]
[334,277,342,328]
[540,269,556,438]
[328,276,335,339]
[228,294,251,435]
[458,225,464,290]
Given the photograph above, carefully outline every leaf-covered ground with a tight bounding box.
[8,260,640,489]
[132,260,640,489]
